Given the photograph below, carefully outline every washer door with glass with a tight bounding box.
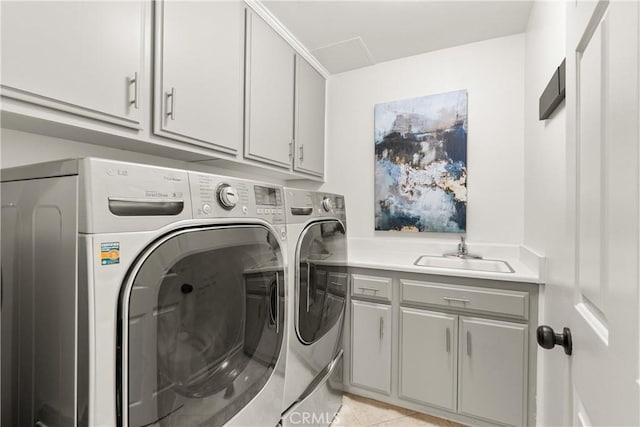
[296,220,347,345]
[119,225,284,427]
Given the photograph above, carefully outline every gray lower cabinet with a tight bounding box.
[459,317,528,427]
[400,308,457,411]
[347,271,537,426]
[351,300,392,394]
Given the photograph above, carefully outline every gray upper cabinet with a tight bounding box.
[400,308,457,411]
[0,1,145,129]
[459,317,528,427]
[1,2,326,180]
[245,10,295,169]
[154,1,244,153]
[294,56,326,177]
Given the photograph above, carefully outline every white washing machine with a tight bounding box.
[281,189,347,427]
[1,158,288,427]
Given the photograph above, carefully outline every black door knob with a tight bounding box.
[537,325,572,355]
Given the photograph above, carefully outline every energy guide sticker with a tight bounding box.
[101,242,120,265]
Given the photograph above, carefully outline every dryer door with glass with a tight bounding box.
[296,220,347,347]
[119,225,285,427]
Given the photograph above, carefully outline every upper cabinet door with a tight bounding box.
[0,1,145,129]
[245,11,295,169]
[155,1,244,154]
[294,56,326,177]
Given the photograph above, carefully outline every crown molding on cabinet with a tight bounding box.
[244,0,331,79]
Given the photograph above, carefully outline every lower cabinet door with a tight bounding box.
[400,308,457,411]
[351,300,391,394]
[459,317,528,426]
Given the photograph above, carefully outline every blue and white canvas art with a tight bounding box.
[374,90,468,233]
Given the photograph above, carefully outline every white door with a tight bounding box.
[294,56,326,177]
[351,300,391,394]
[245,11,295,169]
[399,308,457,411]
[155,0,244,153]
[0,1,145,129]
[563,1,640,425]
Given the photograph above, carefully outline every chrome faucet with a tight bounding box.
[444,235,482,259]
[458,235,468,256]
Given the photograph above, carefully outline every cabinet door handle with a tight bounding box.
[446,327,451,353]
[467,331,471,356]
[299,144,304,161]
[289,140,294,159]
[129,72,139,109]
[443,297,470,304]
[167,88,176,120]
[379,317,384,340]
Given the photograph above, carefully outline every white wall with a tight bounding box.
[321,34,525,246]
[523,2,570,426]
[0,128,286,185]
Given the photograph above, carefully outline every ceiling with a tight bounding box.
[263,1,533,74]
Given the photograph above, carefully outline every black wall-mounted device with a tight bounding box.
[539,58,566,120]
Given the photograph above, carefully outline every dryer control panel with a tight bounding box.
[284,188,346,225]
[189,172,285,225]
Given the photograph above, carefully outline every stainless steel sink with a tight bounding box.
[414,255,514,273]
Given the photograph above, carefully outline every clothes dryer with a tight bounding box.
[281,189,347,426]
[1,158,288,427]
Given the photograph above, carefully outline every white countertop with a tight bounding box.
[346,238,545,284]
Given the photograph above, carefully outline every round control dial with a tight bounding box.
[321,197,333,212]
[217,184,239,209]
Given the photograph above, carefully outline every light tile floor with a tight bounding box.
[331,393,468,427]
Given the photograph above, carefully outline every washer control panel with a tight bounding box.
[216,184,239,210]
[189,172,285,224]
[254,185,284,218]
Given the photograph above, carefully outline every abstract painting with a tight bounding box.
[374,90,468,233]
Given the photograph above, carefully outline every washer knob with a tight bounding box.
[321,197,333,212]
[217,184,239,209]
[202,203,212,214]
